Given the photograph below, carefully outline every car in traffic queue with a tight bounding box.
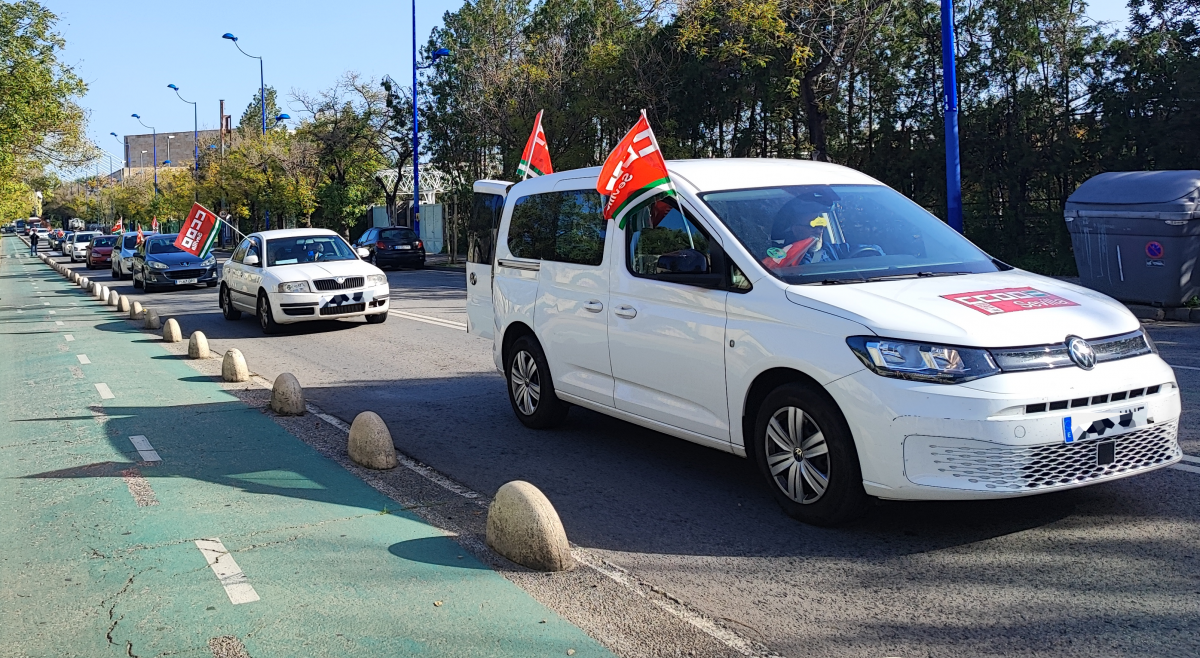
[85,234,120,270]
[131,233,218,292]
[466,159,1182,526]
[352,226,426,269]
[218,228,390,334]
[66,231,100,262]
[111,231,157,279]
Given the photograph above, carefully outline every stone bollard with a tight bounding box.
[143,309,161,330]
[118,295,131,313]
[94,285,107,301]
[270,373,305,415]
[108,290,119,307]
[70,272,78,283]
[222,349,249,382]
[162,318,181,342]
[347,412,397,469]
[187,331,210,359]
[79,276,89,289]
[486,481,574,572]
[129,301,144,320]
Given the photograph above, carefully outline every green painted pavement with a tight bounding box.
[0,236,614,658]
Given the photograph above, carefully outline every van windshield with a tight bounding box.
[698,184,999,284]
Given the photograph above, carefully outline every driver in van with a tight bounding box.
[762,199,835,269]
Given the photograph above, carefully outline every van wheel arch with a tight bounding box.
[501,322,536,371]
[742,368,834,460]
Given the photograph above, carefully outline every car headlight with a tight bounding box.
[278,281,311,293]
[147,260,169,270]
[847,336,1000,384]
[201,254,216,266]
[366,274,387,287]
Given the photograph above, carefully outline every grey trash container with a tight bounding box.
[1065,170,1200,306]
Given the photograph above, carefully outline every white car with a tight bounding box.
[218,229,390,334]
[467,159,1182,526]
[67,231,100,262]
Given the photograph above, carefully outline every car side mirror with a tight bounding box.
[656,248,709,274]
[356,247,370,259]
[244,254,260,267]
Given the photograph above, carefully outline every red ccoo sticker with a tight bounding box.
[942,287,1079,315]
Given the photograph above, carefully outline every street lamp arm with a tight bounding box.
[233,41,262,61]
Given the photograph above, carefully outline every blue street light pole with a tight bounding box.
[132,114,157,195]
[167,84,199,173]
[941,0,963,234]
[109,132,122,178]
[223,32,271,229]
[412,36,450,236]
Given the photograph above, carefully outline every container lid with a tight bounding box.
[1068,170,1200,205]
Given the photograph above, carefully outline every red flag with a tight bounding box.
[151,216,159,232]
[112,218,123,233]
[516,110,553,179]
[175,203,221,257]
[136,226,144,245]
[596,111,675,229]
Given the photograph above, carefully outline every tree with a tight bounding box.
[239,86,285,133]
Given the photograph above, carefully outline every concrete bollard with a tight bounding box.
[143,309,161,330]
[187,331,211,359]
[486,481,574,572]
[347,411,397,469]
[118,295,131,313]
[270,373,305,415]
[79,276,89,289]
[94,285,108,301]
[162,318,181,342]
[222,349,249,382]
[70,272,78,283]
[108,290,119,306]
[129,301,144,320]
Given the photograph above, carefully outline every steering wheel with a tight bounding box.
[850,246,884,258]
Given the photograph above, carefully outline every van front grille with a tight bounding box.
[1025,385,1162,414]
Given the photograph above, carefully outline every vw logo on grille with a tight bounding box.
[1066,335,1096,370]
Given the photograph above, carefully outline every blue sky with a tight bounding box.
[50,0,1134,174]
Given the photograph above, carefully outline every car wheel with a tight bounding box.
[220,285,241,321]
[365,312,387,324]
[257,293,280,334]
[506,335,569,429]
[752,382,869,526]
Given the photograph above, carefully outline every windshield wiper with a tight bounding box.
[861,271,973,282]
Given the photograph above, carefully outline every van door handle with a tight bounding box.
[584,300,604,313]
[614,304,637,319]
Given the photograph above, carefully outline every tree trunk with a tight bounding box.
[801,72,830,162]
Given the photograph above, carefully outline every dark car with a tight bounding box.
[85,235,119,269]
[353,226,425,269]
[132,233,219,292]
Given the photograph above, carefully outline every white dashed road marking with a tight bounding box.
[1173,463,1200,475]
[63,334,74,341]
[55,321,63,326]
[43,302,48,306]
[76,354,90,364]
[1172,364,1200,371]
[94,383,114,399]
[195,539,260,605]
[120,467,159,507]
[389,309,467,331]
[48,310,55,314]
[128,435,162,462]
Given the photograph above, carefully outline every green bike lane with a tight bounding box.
[0,236,613,658]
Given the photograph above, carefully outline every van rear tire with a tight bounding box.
[506,335,569,429]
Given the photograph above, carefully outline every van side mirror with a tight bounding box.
[244,254,260,267]
[656,249,709,274]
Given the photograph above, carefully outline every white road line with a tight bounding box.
[120,467,159,507]
[1181,454,1200,464]
[1171,364,1200,371]
[194,539,260,605]
[76,354,90,364]
[55,321,63,326]
[16,309,23,313]
[388,309,467,331]
[48,310,55,314]
[43,302,48,305]
[94,383,114,399]
[63,334,74,341]
[128,435,162,462]
[1172,463,1200,475]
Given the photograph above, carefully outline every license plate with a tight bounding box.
[1063,405,1147,444]
[398,245,412,250]
[174,278,198,285]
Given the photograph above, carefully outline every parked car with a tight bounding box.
[59,231,75,252]
[66,231,99,262]
[218,228,389,334]
[352,226,425,269]
[85,235,120,270]
[467,159,1182,526]
[111,231,157,279]
[131,233,218,292]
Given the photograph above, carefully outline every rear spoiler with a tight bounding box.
[473,179,513,197]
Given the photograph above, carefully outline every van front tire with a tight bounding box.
[506,335,569,429]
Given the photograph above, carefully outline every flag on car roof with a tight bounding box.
[136,226,144,245]
[596,110,675,229]
[175,202,221,258]
[516,110,553,179]
[151,216,159,232]
[111,218,123,233]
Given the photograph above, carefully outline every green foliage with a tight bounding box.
[239,86,285,133]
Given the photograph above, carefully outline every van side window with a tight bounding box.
[469,192,505,265]
[626,199,713,277]
[507,190,606,266]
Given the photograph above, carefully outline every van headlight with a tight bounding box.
[278,281,311,293]
[366,274,387,287]
[846,337,1000,384]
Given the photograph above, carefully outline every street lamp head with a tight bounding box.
[167,84,178,90]
[222,33,237,42]
[162,160,171,165]
[110,132,117,137]
[274,113,290,123]
[431,48,451,61]
[131,113,140,119]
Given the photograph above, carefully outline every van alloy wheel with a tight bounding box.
[510,351,541,415]
[764,406,831,505]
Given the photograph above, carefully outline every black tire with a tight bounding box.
[220,285,241,321]
[751,381,869,526]
[365,312,387,324]
[257,292,280,334]
[505,335,569,429]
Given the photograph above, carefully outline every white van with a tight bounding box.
[467,159,1182,525]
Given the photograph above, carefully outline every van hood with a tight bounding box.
[785,270,1139,348]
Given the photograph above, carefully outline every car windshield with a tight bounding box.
[379,228,417,242]
[74,233,96,242]
[92,236,118,247]
[147,239,182,254]
[698,184,1000,284]
[266,234,357,266]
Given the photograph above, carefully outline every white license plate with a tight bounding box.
[1063,405,1147,443]
[174,278,198,285]
[398,245,412,250]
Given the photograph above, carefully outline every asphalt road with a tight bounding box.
[48,248,1200,657]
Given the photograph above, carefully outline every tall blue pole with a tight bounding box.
[941,0,963,233]
[412,0,421,235]
[152,128,158,195]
